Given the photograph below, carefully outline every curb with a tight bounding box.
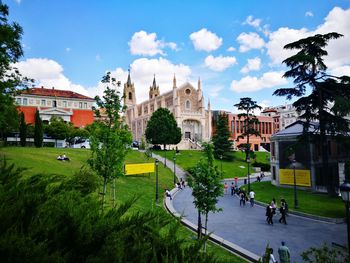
[164,188,261,263]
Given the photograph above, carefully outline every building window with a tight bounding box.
[128,92,132,100]
[23,98,28,105]
[41,100,46,106]
[84,102,87,109]
[231,121,235,133]
[79,102,83,109]
[185,89,191,95]
[53,100,57,107]
[63,101,67,108]
[185,100,191,110]
[16,98,21,104]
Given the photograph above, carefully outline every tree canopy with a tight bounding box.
[273,32,350,196]
[212,112,232,159]
[234,97,262,160]
[145,108,182,148]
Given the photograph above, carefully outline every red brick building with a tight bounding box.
[212,110,275,151]
[15,87,95,127]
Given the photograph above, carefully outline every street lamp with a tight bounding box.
[155,159,159,204]
[340,180,350,255]
[247,158,251,193]
[220,155,223,177]
[173,156,176,185]
[292,160,299,209]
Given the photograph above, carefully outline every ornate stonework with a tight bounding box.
[123,74,211,149]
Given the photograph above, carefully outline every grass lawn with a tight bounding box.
[250,181,345,218]
[154,149,270,178]
[0,147,243,262]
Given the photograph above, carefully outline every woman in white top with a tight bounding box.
[269,248,277,263]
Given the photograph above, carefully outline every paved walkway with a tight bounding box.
[150,151,347,262]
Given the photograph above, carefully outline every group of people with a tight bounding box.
[269,241,291,263]
[165,178,186,200]
[266,198,289,225]
[57,153,70,161]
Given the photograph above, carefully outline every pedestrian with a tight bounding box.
[261,171,264,178]
[266,204,274,225]
[165,189,172,200]
[180,178,186,188]
[269,248,278,263]
[279,200,287,225]
[224,182,228,194]
[249,189,255,207]
[271,198,277,215]
[278,241,291,263]
[230,182,235,196]
[240,191,246,206]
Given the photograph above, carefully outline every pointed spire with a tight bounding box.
[208,98,211,109]
[198,77,201,90]
[152,74,156,88]
[173,73,176,89]
[127,68,132,86]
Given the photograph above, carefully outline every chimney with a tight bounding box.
[52,87,55,90]
[41,86,44,89]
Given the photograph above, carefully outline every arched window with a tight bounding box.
[128,92,132,100]
[185,100,191,109]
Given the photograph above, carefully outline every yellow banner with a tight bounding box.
[280,169,311,187]
[125,163,154,175]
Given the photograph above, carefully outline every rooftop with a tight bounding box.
[20,87,94,100]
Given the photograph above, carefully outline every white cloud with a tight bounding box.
[305,11,314,17]
[207,85,223,98]
[95,54,101,61]
[129,30,177,56]
[266,7,350,71]
[240,57,261,74]
[330,65,350,77]
[204,55,237,72]
[65,47,71,52]
[227,46,236,52]
[190,28,223,52]
[231,71,288,93]
[15,58,90,96]
[237,32,265,52]
[244,15,261,28]
[14,0,21,4]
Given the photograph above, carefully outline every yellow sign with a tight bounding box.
[280,169,311,187]
[125,163,155,175]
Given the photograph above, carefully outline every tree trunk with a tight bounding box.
[112,177,116,207]
[101,176,107,211]
[197,210,202,240]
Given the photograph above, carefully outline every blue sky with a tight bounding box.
[7,0,350,112]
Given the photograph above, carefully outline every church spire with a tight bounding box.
[127,68,132,86]
[198,77,201,90]
[173,73,177,89]
[152,74,157,88]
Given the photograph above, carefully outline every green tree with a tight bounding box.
[0,4,32,143]
[145,108,181,166]
[188,143,223,251]
[234,97,262,161]
[34,110,43,148]
[212,112,232,159]
[45,117,69,147]
[19,112,26,147]
[273,32,350,196]
[88,72,132,209]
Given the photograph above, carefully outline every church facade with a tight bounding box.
[123,72,212,149]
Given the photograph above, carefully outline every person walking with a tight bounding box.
[269,248,278,263]
[266,204,274,225]
[230,182,235,196]
[279,200,287,225]
[278,241,291,263]
[249,189,255,207]
[240,191,246,206]
[224,182,228,194]
[271,198,277,215]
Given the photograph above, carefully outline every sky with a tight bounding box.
[6,0,350,113]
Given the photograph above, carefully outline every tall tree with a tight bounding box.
[34,110,43,148]
[188,143,223,251]
[45,117,69,147]
[145,108,181,166]
[19,111,26,147]
[88,72,132,209]
[212,112,232,159]
[273,32,350,196]
[0,4,32,142]
[234,97,262,161]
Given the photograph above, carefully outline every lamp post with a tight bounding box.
[340,180,350,255]
[220,155,223,177]
[155,159,159,204]
[173,156,176,185]
[247,158,251,193]
[292,159,299,209]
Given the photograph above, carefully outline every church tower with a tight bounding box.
[149,74,160,99]
[123,69,136,108]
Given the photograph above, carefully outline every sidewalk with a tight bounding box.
[155,154,347,263]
